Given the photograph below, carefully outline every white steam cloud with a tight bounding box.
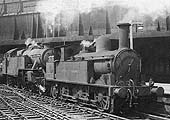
[116,0,170,22]
[36,0,170,27]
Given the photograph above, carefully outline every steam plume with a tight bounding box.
[36,0,170,28]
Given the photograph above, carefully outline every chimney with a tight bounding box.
[157,21,160,31]
[79,14,84,36]
[89,26,93,35]
[2,0,7,15]
[117,23,131,49]
[14,17,20,40]
[19,0,23,13]
[166,16,170,31]
[106,10,111,34]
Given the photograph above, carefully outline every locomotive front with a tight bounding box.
[75,23,141,87]
[22,47,54,69]
[94,23,141,86]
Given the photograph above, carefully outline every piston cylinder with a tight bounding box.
[94,60,111,74]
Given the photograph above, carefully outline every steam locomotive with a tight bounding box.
[2,23,164,113]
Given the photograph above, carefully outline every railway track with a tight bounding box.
[0,84,170,120]
[0,84,130,120]
[124,110,170,120]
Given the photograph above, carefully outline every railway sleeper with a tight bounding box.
[3,84,160,120]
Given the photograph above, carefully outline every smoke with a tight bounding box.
[36,0,107,26]
[25,38,38,47]
[80,39,96,47]
[36,0,77,26]
[36,0,170,27]
[115,0,170,22]
[80,40,92,47]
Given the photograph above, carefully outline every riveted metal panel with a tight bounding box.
[7,57,25,76]
[46,62,55,79]
[55,61,94,83]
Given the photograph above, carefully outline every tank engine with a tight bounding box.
[45,23,164,112]
[2,23,164,113]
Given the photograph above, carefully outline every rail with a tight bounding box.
[1,84,170,120]
[0,84,130,120]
